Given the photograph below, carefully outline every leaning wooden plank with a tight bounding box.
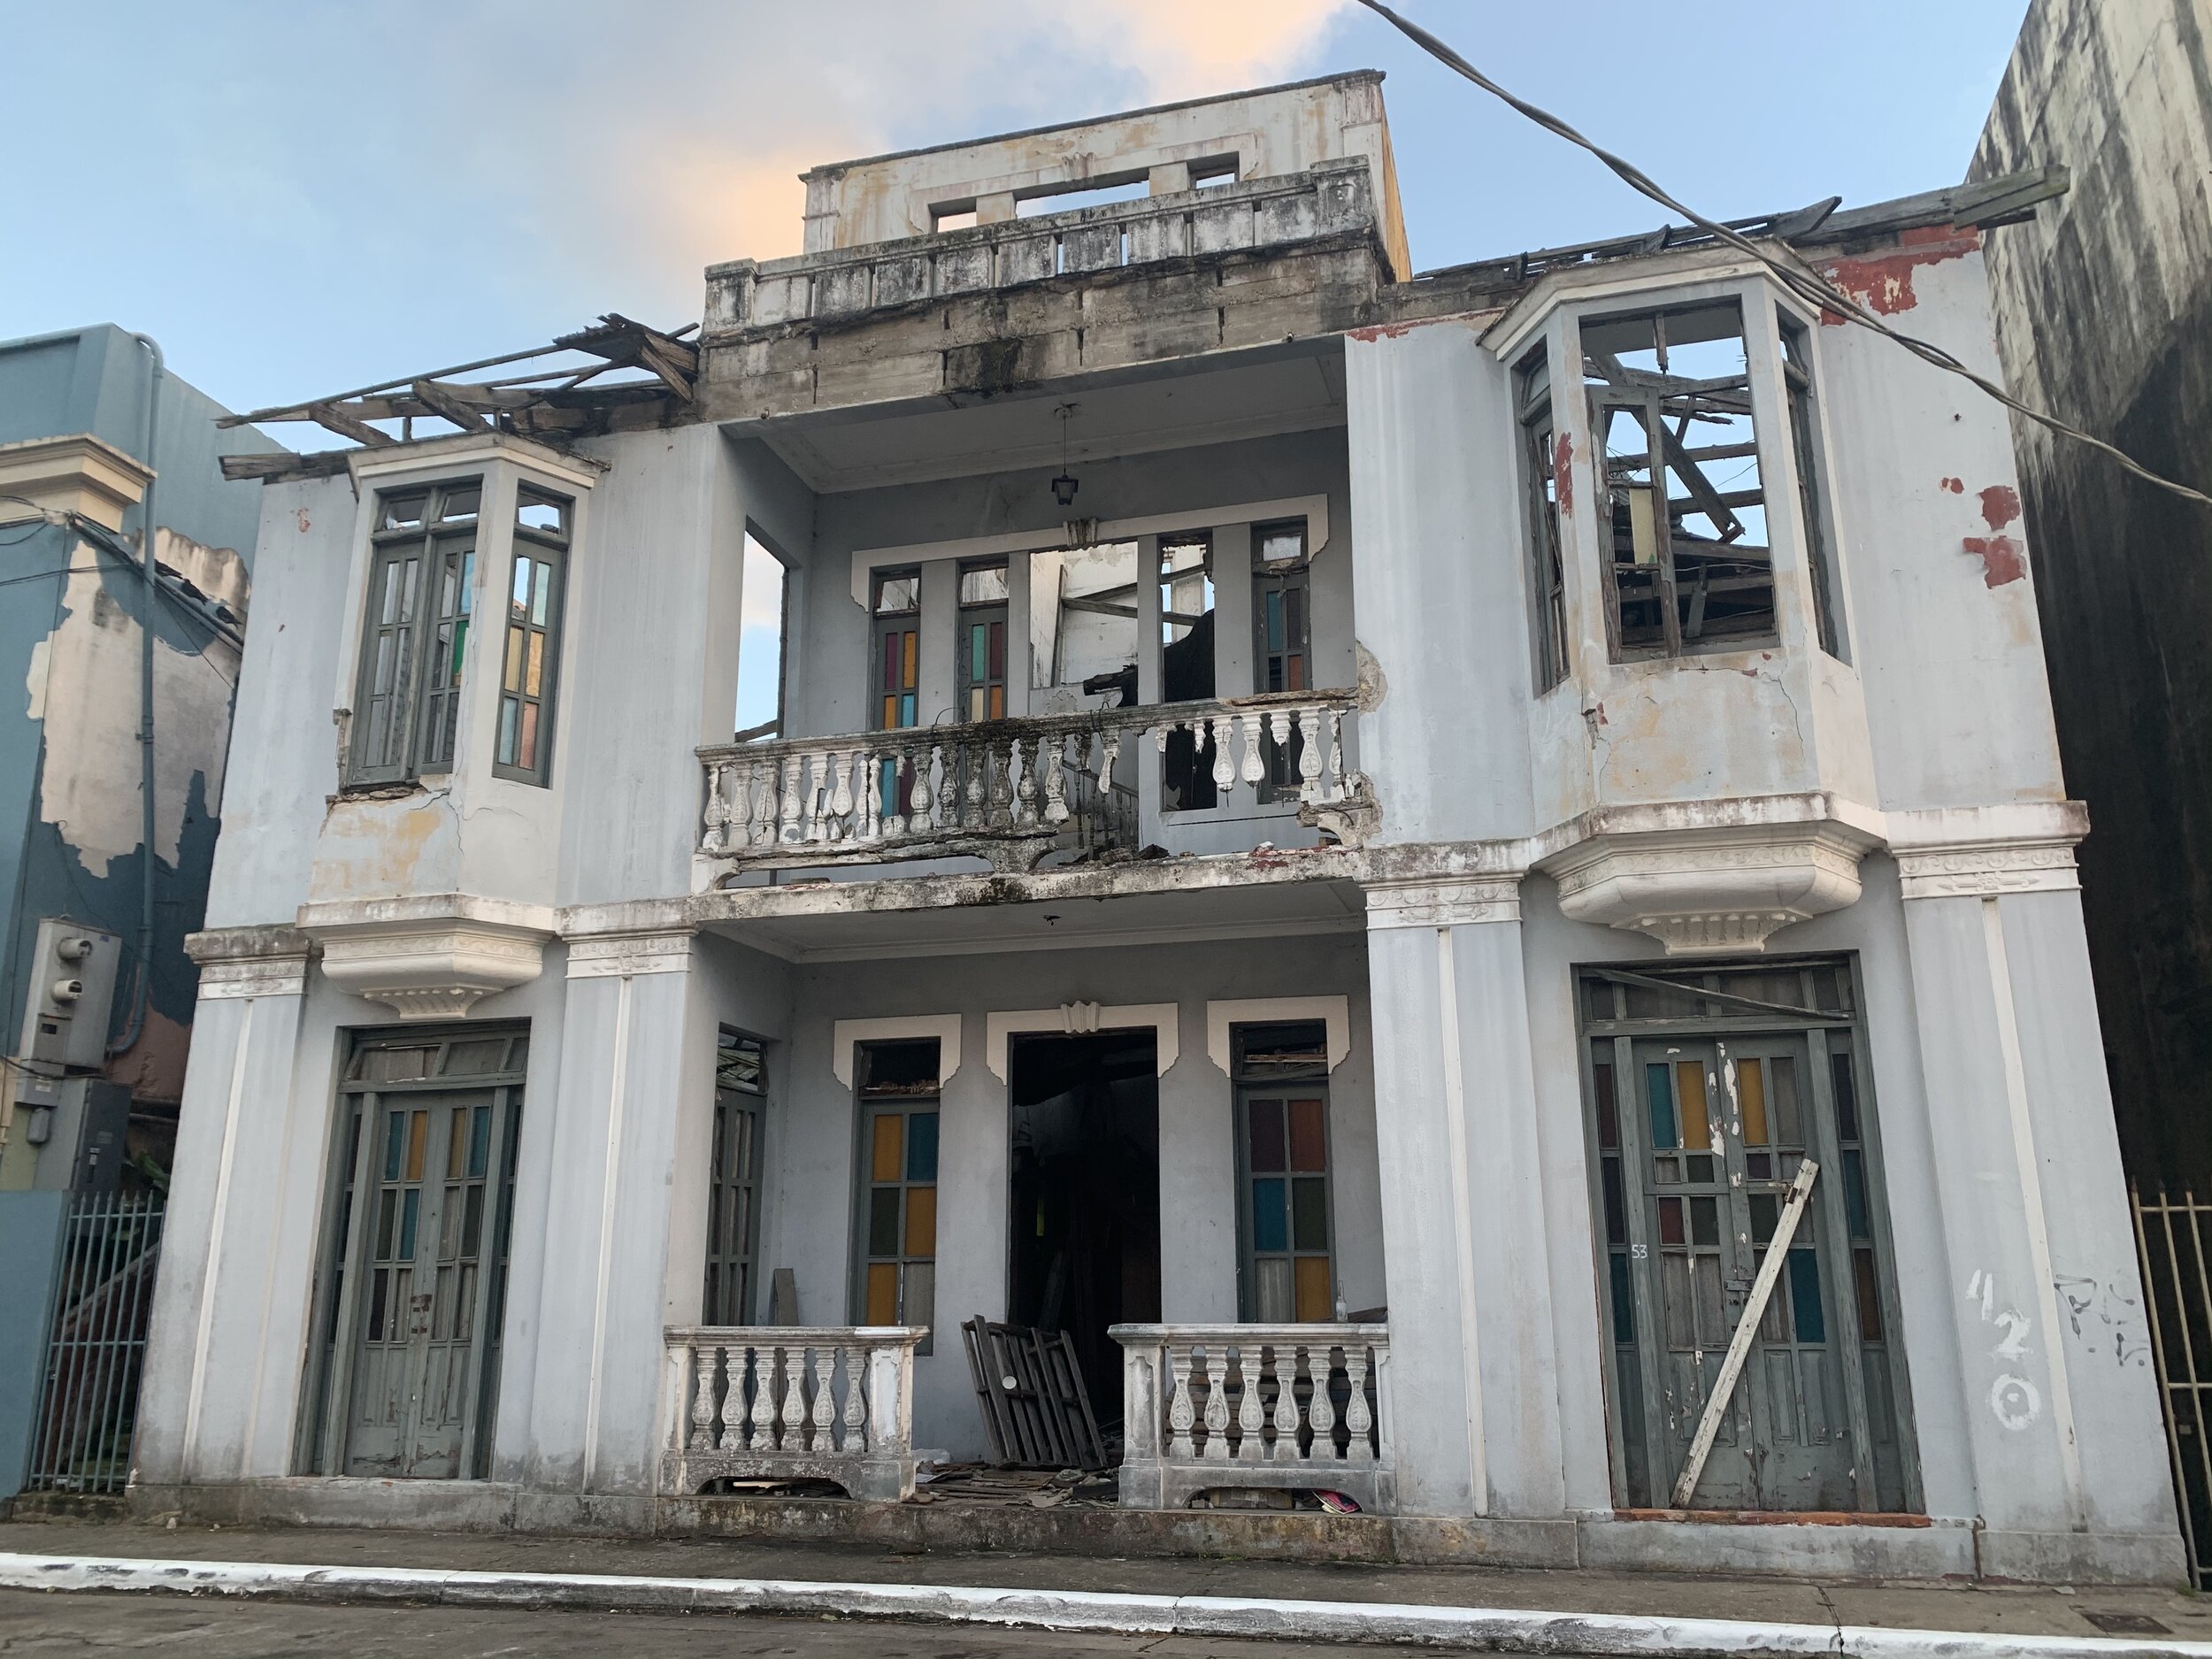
[961,1317,1015,1465]
[411,380,495,432]
[1055,1331,1109,1470]
[307,403,396,446]
[1671,1158,1820,1509]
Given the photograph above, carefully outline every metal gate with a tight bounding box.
[2131,1186,2212,1587]
[27,1191,165,1494]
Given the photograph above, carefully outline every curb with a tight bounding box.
[2,1551,2208,1656]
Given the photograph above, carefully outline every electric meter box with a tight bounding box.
[18,919,121,1071]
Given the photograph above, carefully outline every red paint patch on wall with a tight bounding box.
[1816,227,1980,323]
[1347,319,1424,342]
[1939,477,1964,494]
[1962,534,2026,587]
[1553,432,1574,515]
[1978,484,2021,530]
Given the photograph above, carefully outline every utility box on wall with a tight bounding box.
[17,920,120,1071]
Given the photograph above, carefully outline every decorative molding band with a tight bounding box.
[832,1015,964,1089]
[1205,996,1351,1075]
[298,900,555,1021]
[1893,841,2080,901]
[986,1004,1181,1081]
[1363,877,1523,930]
[566,930,696,979]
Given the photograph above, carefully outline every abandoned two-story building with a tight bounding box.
[131,72,2183,1582]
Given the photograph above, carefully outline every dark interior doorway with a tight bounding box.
[1007,1031,1161,1424]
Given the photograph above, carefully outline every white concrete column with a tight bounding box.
[1363,876,1567,1520]
[136,928,319,1488]
[917,1010,1006,1456]
[510,929,709,1499]
[1893,826,2181,1579]
[1159,990,1237,1322]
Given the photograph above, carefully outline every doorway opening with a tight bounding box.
[1007,1031,1161,1423]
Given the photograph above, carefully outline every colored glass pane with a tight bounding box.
[870,1114,902,1182]
[906,1111,939,1180]
[1609,1254,1635,1341]
[1770,1055,1801,1144]
[1292,1177,1327,1249]
[1601,1156,1627,1245]
[1788,1248,1825,1343]
[1248,1099,1286,1171]
[1294,1256,1332,1322]
[1677,1062,1709,1150]
[1843,1148,1870,1240]
[518,702,539,769]
[866,1188,900,1256]
[1831,1051,1861,1140]
[1287,1097,1325,1171]
[1690,1194,1718,1245]
[1251,1179,1287,1251]
[1594,1061,1619,1148]
[864,1262,898,1324]
[399,1188,419,1260]
[406,1110,427,1181]
[1854,1248,1883,1340]
[385,1110,405,1181]
[1739,1057,1769,1145]
[1657,1194,1684,1245]
[1645,1063,1678,1149]
[903,1186,937,1257]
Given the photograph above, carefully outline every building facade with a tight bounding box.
[133,73,2182,1581]
[0,325,270,1494]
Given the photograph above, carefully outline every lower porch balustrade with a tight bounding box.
[1110,1324,1394,1514]
[660,1325,925,1502]
[695,690,1367,873]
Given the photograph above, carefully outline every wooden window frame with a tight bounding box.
[1517,343,1571,693]
[1231,1020,1337,1323]
[956,559,1010,724]
[852,1040,940,1353]
[348,480,482,787]
[703,1029,767,1326]
[492,486,571,787]
[1779,310,1848,662]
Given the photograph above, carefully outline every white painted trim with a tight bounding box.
[831,1015,964,1088]
[1364,876,1521,930]
[347,432,603,493]
[1482,255,1785,365]
[580,971,635,1493]
[1436,926,1489,1516]
[12,1550,2203,1657]
[985,1003,1180,1081]
[743,914,1361,965]
[1981,895,2085,1525]
[181,997,254,1478]
[566,931,695,979]
[849,495,1331,606]
[1203,995,1350,1075]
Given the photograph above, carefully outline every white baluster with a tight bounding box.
[747,1346,776,1450]
[1042,735,1069,825]
[856,749,881,842]
[1234,1345,1264,1462]
[1239,711,1267,788]
[744,759,772,847]
[688,1340,717,1451]
[988,738,1015,828]
[1013,737,1038,826]
[913,744,940,832]
[810,1346,837,1452]
[780,1344,808,1447]
[1210,717,1236,796]
[1325,710,1346,802]
[1201,1347,1231,1462]
[1269,709,1293,791]
[1307,1343,1339,1461]
[1296,709,1325,803]
[880,749,908,839]
[778,757,803,843]
[1269,1342,1301,1460]
[828,748,855,833]
[841,1344,868,1453]
[701,764,730,853]
[1344,1342,1374,1463]
[962,738,986,828]
[1166,1344,1195,1461]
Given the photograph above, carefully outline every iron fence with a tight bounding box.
[27,1191,165,1494]
[2131,1185,2212,1588]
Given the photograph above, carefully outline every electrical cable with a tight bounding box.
[1356,0,2212,511]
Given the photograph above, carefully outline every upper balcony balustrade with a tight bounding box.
[695,689,1369,879]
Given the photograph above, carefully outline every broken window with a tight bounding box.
[1159,534,1217,810]
[494,487,569,785]
[1252,521,1312,798]
[1780,312,1847,661]
[932,205,978,233]
[703,1031,765,1325]
[1517,345,1571,692]
[1029,541,1139,711]
[1015,177,1148,217]
[1584,301,1777,658]
[856,1040,940,1349]
[350,480,480,787]
[733,533,787,741]
[1234,1023,1334,1322]
[957,560,1009,722]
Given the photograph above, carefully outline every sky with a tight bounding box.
[4,1,2032,421]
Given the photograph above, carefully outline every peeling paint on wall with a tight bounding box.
[1816,227,1980,321]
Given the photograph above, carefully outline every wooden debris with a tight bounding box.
[962,1317,1107,1471]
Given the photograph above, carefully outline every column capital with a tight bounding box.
[186,926,317,999]
[1363,874,1523,930]
[1886,802,2086,901]
[565,927,698,979]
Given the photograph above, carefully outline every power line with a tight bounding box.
[1357,0,2211,511]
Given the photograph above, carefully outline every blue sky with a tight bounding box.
[4,1,2029,419]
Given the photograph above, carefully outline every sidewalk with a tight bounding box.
[1,1517,2206,1653]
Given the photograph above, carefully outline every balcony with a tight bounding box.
[1112,1324,1395,1515]
[661,1325,926,1502]
[695,690,1370,879]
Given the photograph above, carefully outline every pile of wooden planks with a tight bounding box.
[960,1317,1107,1471]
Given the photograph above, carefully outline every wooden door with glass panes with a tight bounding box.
[1583,963,1913,1513]
[342,1088,509,1478]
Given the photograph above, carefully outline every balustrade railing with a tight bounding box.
[696,690,1362,873]
[1110,1323,1394,1514]
[660,1325,925,1502]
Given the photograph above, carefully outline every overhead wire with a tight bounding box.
[1356,0,2212,511]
